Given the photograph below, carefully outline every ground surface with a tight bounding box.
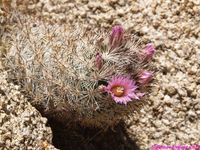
[0,72,57,150]
[1,0,200,149]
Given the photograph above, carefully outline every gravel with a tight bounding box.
[0,71,57,150]
[1,0,200,149]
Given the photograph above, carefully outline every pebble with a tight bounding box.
[166,86,177,96]
[187,110,196,117]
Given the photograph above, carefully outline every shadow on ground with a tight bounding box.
[47,119,140,150]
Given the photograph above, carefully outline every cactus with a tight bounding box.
[3,14,155,128]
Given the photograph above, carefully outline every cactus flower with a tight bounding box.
[109,25,124,49]
[105,76,139,105]
[144,43,155,60]
[138,71,153,85]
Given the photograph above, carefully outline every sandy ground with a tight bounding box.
[1,0,200,149]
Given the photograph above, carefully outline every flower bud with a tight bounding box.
[109,25,124,49]
[144,43,155,60]
[138,71,153,85]
[95,52,103,70]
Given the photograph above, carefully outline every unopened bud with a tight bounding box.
[109,25,124,49]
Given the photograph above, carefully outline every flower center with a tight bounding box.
[111,86,125,97]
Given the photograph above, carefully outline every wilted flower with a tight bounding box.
[138,71,153,85]
[144,43,155,60]
[109,25,124,49]
[104,76,139,105]
[95,52,103,70]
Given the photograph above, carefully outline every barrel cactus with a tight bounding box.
[3,14,155,128]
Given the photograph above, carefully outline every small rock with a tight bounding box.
[162,119,170,125]
[166,86,177,96]
[187,110,196,117]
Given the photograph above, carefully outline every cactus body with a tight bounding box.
[4,14,155,128]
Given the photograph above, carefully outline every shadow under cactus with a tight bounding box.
[47,118,140,150]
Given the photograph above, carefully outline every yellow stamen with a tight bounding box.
[111,86,125,97]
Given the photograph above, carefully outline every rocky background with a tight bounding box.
[1,0,200,149]
[0,72,57,150]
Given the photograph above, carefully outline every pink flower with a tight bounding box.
[95,52,103,70]
[104,76,139,105]
[109,25,124,49]
[144,43,155,60]
[138,71,153,85]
